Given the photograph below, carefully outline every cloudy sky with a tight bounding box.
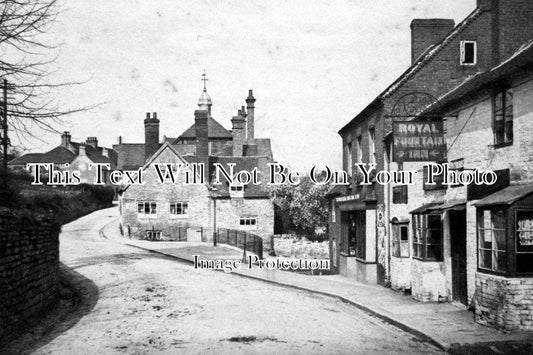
[20,0,476,170]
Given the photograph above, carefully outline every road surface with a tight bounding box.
[3,207,442,354]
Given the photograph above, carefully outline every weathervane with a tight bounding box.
[201,70,208,91]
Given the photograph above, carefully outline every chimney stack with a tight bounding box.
[231,109,246,157]
[61,131,71,147]
[194,109,209,170]
[410,19,455,64]
[246,90,256,141]
[86,136,98,148]
[102,148,109,158]
[79,144,86,156]
[144,111,160,161]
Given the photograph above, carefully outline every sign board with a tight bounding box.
[393,119,446,162]
[335,194,360,203]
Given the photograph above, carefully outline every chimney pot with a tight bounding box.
[146,112,150,119]
[153,112,157,120]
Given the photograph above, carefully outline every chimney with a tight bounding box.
[144,111,160,161]
[246,90,256,141]
[194,109,209,168]
[231,109,246,157]
[118,136,123,144]
[102,148,109,158]
[79,144,86,156]
[477,0,495,11]
[410,19,455,64]
[86,136,98,148]
[61,131,71,147]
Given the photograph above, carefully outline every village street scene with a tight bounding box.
[1,0,533,354]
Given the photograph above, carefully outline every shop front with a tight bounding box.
[334,193,377,284]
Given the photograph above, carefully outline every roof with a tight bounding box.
[339,7,482,135]
[410,202,443,214]
[39,146,76,165]
[474,184,533,207]
[174,117,232,141]
[209,156,272,198]
[8,153,44,165]
[113,143,146,170]
[424,40,533,115]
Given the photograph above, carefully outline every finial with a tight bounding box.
[201,70,208,91]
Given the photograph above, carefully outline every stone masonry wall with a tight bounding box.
[0,210,60,340]
[475,273,533,331]
[411,259,447,302]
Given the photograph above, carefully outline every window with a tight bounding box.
[230,184,245,198]
[423,165,446,191]
[478,209,507,273]
[493,89,513,146]
[392,220,409,257]
[369,128,376,164]
[169,202,188,216]
[460,41,476,65]
[345,142,353,175]
[356,136,363,163]
[516,210,533,274]
[240,216,257,229]
[137,201,157,217]
[393,186,408,204]
[413,214,443,261]
[146,230,162,241]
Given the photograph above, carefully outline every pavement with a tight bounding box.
[101,215,533,352]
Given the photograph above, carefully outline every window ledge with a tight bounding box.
[412,257,443,262]
[339,252,357,257]
[491,142,513,149]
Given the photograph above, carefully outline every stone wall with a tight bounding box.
[0,209,60,340]
[411,259,447,302]
[474,273,533,331]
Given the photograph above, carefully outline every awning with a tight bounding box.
[473,183,533,207]
[410,202,442,214]
[427,199,466,212]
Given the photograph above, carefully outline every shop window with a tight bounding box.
[341,210,365,257]
[138,201,157,217]
[478,209,507,273]
[169,202,188,216]
[493,89,513,146]
[516,210,533,274]
[412,213,443,261]
[392,220,409,257]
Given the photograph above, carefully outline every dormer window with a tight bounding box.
[460,41,476,65]
[230,184,244,198]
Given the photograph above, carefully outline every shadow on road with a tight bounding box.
[0,263,99,355]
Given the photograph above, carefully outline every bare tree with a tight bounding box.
[0,0,92,168]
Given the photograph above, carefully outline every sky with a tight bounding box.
[16,0,476,171]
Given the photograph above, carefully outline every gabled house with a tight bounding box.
[117,85,275,243]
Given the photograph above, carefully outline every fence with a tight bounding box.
[141,224,263,259]
[217,227,263,259]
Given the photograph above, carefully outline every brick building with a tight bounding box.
[118,84,275,243]
[329,0,533,288]
[401,41,533,330]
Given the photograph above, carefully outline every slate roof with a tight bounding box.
[113,143,145,170]
[422,40,533,115]
[338,7,483,134]
[208,155,272,198]
[8,153,45,166]
[474,184,533,207]
[174,117,232,141]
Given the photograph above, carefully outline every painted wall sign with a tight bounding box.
[393,119,446,162]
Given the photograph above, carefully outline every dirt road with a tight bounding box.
[3,207,442,354]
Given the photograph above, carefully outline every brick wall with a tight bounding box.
[475,273,533,331]
[0,210,60,339]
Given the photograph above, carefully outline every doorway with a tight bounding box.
[450,209,467,306]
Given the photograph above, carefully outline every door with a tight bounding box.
[450,209,467,306]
